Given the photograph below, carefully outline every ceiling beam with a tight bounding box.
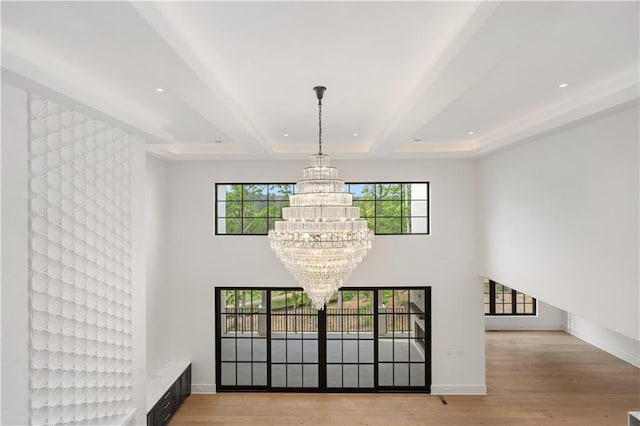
[369,2,501,158]
[471,68,640,156]
[131,2,274,159]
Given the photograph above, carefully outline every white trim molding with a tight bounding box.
[191,384,216,394]
[431,384,487,395]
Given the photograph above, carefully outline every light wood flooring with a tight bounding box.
[171,331,640,425]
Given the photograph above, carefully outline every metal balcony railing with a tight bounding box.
[223,307,412,333]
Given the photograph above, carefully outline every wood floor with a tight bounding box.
[171,331,640,425]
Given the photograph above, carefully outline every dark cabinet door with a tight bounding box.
[180,369,190,402]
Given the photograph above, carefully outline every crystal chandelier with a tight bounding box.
[268,86,374,309]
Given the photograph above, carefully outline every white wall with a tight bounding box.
[485,300,566,331]
[164,158,486,394]
[1,83,30,425]
[478,105,640,342]
[145,154,174,377]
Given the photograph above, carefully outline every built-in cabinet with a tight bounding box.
[147,364,191,426]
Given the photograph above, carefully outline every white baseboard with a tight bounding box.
[485,324,564,331]
[431,384,487,395]
[191,383,216,394]
[567,326,640,368]
[193,383,488,395]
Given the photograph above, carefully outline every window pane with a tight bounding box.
[403,183,427,200]
[359,365,374,388]
[349,184,376,200]
[217,184,242,201]
[221,363,236,386]
[243,184,267,200]
[244,201,268,217]
[410,363,425,387]
[219,218,241,234]
[271,364,285,387]
[503,292,512,304]
[253,340,267,362]
[377,184,402,200]
[268,201,288,218]
[303,365,318,388]
[376,217,401,234]
[221,339,235,361]
[218,201,242,218]
[376,200,402,216]
[243,219,267,234]
[378,363,392,386]
[353,200,375,217]
[402,217,427,234]
[327,365,342,388]
[269,184,294,200]
[253,363,267,386]
[404,200,428,217]
[394,364,409,386]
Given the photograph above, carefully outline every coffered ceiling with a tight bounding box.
[2,1,638,160]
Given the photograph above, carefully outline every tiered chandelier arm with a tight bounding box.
[268,87,374,309]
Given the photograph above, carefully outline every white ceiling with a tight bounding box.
[2,1,638,160]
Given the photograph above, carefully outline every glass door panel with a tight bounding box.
[270,290,319,389]
[377,288,428,389]
[217,289,267,388]
[326,289,375,389]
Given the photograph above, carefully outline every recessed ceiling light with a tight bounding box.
[284,133,289,137]
[353,133,358,137]
[155,87,164,92]
[468,131,475,135]
[559,83,569,88]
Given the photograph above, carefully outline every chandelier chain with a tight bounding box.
[318,99,323,155]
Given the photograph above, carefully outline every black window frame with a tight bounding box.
[484,280,537,316]
[215,181,429,236]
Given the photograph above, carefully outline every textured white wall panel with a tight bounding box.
[28,93,134,425]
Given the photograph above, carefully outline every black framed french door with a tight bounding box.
[215,287,431,393]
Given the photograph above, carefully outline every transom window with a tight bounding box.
[484,279,537,316]
[215,182,429,235]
